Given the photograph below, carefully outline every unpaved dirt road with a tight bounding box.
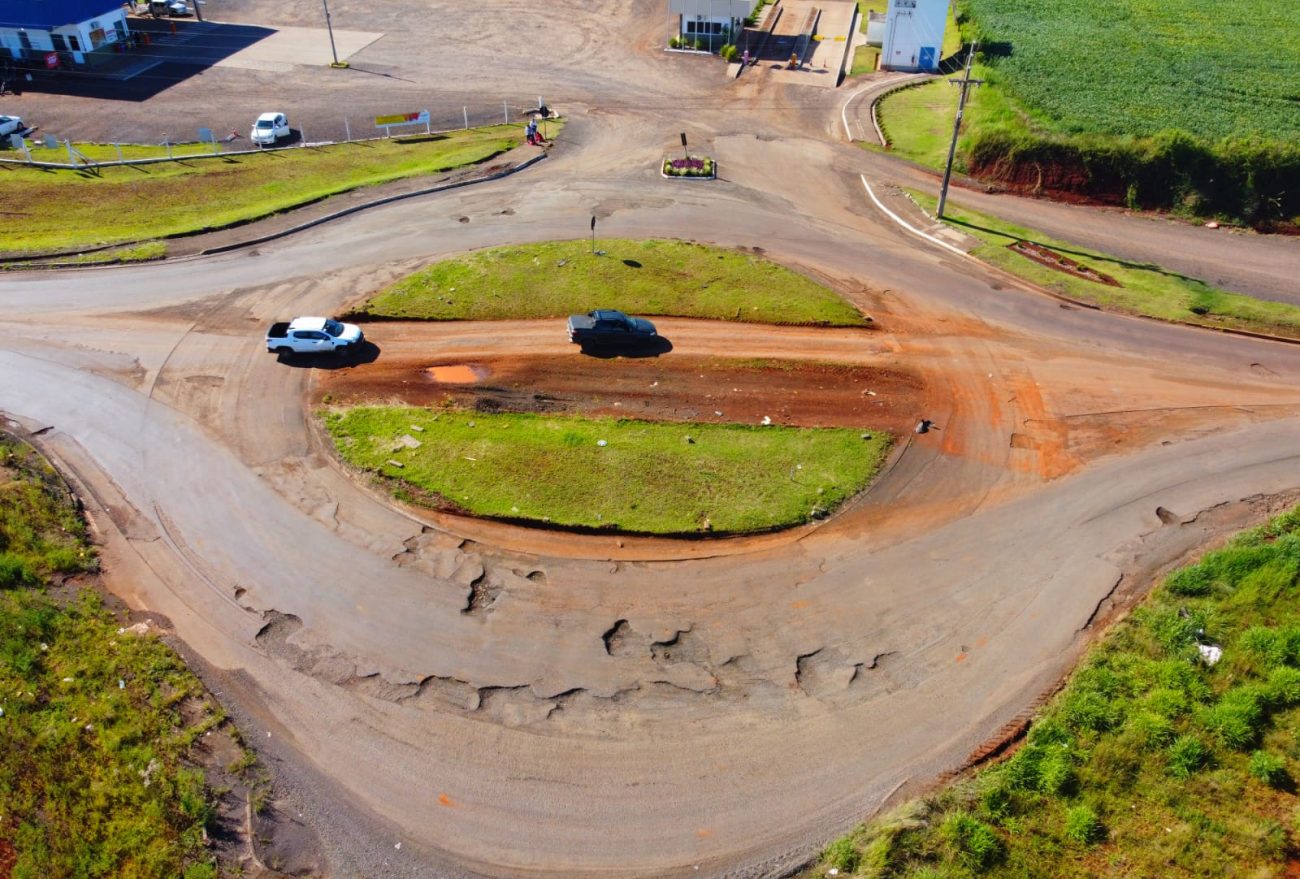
[4,3,1300,877]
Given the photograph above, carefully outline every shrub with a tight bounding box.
[1061,690,1123,733]
[1249,751,1288,788]
[669,35,682,49]
[1168,735,1210,777]
[0,552,37,589]
[1166,565,1214,597]
[1036,750,1077,796]
[1064,805,1106,845]
[1126,711,1176,749]
[1199,688,1265,750]
[942,810,1003,870]
[1266,666,1300,706]
[720,43,738,62]
[823,836,860,873]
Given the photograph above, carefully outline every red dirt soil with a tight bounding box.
[314,352,924,432]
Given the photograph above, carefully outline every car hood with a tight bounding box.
[631,317,657,334]
[339,323,364,343]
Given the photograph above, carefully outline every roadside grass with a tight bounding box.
[355,239,867,326]
[876,79,958,166]
[0,433,227,878]
[808,503,1300,879]
[910,190,1300,339]
[0,125,522,256]
[323,407,890,534]
[0,241,170,270]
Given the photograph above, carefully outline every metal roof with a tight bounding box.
[0,0,125,30]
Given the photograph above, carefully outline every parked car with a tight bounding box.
[149,0,192,15]
[266,316,363,355]
[0,115,29,138]
[566,310,658,346]
[250,112,290,145]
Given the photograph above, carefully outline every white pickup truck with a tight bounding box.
[266,316,364,355]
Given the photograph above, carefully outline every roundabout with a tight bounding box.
[4,6,1300,875]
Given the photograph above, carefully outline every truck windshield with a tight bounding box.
[323,319,345,336]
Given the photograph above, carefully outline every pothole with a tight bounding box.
[426,364,490,384]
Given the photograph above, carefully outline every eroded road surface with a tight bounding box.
[5,2,1300,876]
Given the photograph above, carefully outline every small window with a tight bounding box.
[52,34,67,51]
[69,35,81,51]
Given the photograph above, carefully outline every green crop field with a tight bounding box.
[958,0,1300,142]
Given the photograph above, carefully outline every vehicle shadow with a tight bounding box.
[578,337,673,359]
[275,340,381,369]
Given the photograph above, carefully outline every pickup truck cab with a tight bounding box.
[267,317,363,355]
[567,310,658,346]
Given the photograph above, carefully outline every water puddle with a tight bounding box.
[426,364,490,384]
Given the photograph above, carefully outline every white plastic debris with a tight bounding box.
[0,707,5,717]
[714,410,723,416]
[597,439,608,447]
[829,870,839,877]
[1198,643,1223,666]
[39,643,48,652]
[118,679,125,689]
[761,416,772,426]
[62,677,74,683]
[395,842,402,850]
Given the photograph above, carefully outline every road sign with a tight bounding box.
[197,127,214,143]
[374,110,429,127]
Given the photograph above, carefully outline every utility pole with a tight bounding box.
[321,0,339,66]
[937,41,982,219]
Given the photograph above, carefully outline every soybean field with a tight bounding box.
[958,0,1300,141]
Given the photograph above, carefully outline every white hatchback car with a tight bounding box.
[250,112,289,145]
[0,115,27,138]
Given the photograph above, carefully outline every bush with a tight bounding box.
[1064,805,1106,845]
[1166,565,1214,597]
[942,810,1004,869]
[720,43,738,62]
[1199,688,1265,750]
[823,836,860,873]
[1036,750,1077,796]
[0,552,37,589]
[1266,666,1300,706]
[1249,751,1288,788]
[1168,735,1210,777]
[669,35,682,48]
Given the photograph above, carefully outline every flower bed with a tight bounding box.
[662,155,716,179]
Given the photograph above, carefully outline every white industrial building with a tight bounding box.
[669,0,755,49]
[0,0,131,68]
[876,0,949,71]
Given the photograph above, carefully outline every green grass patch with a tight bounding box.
[808,502,1300,879]
[323,407,890,534]
[910,190,1300,339]
[877,79,960,167]
[0,125,523,256]
[0,433,227,878]
[356,239,867,326]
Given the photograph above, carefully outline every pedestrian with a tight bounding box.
[741,48,749,66]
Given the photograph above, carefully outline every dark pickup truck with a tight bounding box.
[566,310,658,346]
